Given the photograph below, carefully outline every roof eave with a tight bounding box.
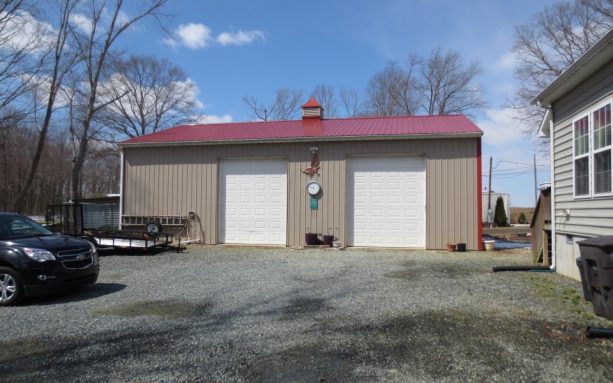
[532,28,613,106]
[119,132,483,148]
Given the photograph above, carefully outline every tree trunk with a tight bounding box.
[12,105,54,212]
[71,132,88,201]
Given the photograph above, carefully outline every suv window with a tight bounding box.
[0,215,53,240]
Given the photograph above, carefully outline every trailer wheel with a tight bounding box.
[145,221,162,234]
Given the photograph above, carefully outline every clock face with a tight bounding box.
[306,181,321,196]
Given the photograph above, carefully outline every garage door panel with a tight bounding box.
[388,195,401,204]
[219,159,287,245]
[348,156,425,248]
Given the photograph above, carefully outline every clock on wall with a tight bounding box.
[306,181,321,196]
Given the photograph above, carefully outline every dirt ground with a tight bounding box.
[1,246,612,382]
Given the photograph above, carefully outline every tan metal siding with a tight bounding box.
[123,138,479,249]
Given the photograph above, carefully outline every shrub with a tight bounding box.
[518,212,527,224]
[494,196,508,227]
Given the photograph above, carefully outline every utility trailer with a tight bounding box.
[45,201,173,252]
[85,230,172,250]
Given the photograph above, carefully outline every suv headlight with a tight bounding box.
[88,241,98,264]
[22,247,56,262]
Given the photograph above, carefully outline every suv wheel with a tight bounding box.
[0,267,22,306]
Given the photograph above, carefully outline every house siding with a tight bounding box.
[554,57,613,122]
[122,138,479,249]
[550,60,613,280]
[552,101,613,237]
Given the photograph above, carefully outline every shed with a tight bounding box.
[119,98,484,250]
[530,185,551,265]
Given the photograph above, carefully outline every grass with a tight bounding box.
[526,273,597,321]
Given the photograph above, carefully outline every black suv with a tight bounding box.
[0,213,99,305]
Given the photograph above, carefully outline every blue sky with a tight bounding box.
[117,0,558,207]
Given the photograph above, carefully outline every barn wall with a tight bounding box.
[122,137,479,249]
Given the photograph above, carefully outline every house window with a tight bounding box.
[574,115,590,196]
[593,104,611,194]
[572,101,613,198]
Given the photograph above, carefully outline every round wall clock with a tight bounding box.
[306,181,321,196]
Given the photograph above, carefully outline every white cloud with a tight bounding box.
[164,23,213,50]
[69,13,94,34]
[70,8,136,36]
[193,114,233,124]
[495,50,517,70]
[96,74,204,119]
[177,23,213,49]
[175,78,204,109]
[163,22,265,50]
[217,30,265,46]
[161,36,178,48]
[477,107,525,146]
[116,10,131,28]
[0,11,55,52]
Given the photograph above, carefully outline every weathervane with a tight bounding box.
[302,146,320,178]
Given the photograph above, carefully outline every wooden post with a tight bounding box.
[533,154,538,206]
[487,157,493,228]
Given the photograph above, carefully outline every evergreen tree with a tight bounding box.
[494,196,508,227]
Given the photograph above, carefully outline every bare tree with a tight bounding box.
[585,0,613,19]
[243,88,303,121]
[364,59,422,116]
[365,62,408,116]
[310,84,338,117]
[394,56,421,115]
[12,0,78,212]
[68,0,168,200]
[81,142,119,195]
[0,0,47,123]
[339,87,362,117]
[0,112,72,212]
[513,0,613,134]
[97,54,198,139]
[419,48,486,118]
[362,51,484,118]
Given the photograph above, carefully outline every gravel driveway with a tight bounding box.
[1,246,613,382]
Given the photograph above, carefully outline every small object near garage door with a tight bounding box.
[347,156,426,248]
[219,159,287,245]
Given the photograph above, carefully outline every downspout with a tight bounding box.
[549,118,556,270]
[119,149,124,230]
[477,137,483,250]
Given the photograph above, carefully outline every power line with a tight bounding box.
[490,169,549,175]
[498,160,549,167]
[481,169,548,179]
[481,169,549,176]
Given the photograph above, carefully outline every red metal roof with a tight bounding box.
[121,114,482,145]
[302,97,322,108]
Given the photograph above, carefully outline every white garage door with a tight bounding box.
[219,159,287,245]
[347,156,426,248]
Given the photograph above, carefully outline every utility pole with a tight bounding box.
[487,157,493,228]
[533,154,538,206]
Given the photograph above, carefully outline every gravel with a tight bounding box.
[1,246,613,382]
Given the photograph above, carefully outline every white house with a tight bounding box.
[533,28,613,280]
